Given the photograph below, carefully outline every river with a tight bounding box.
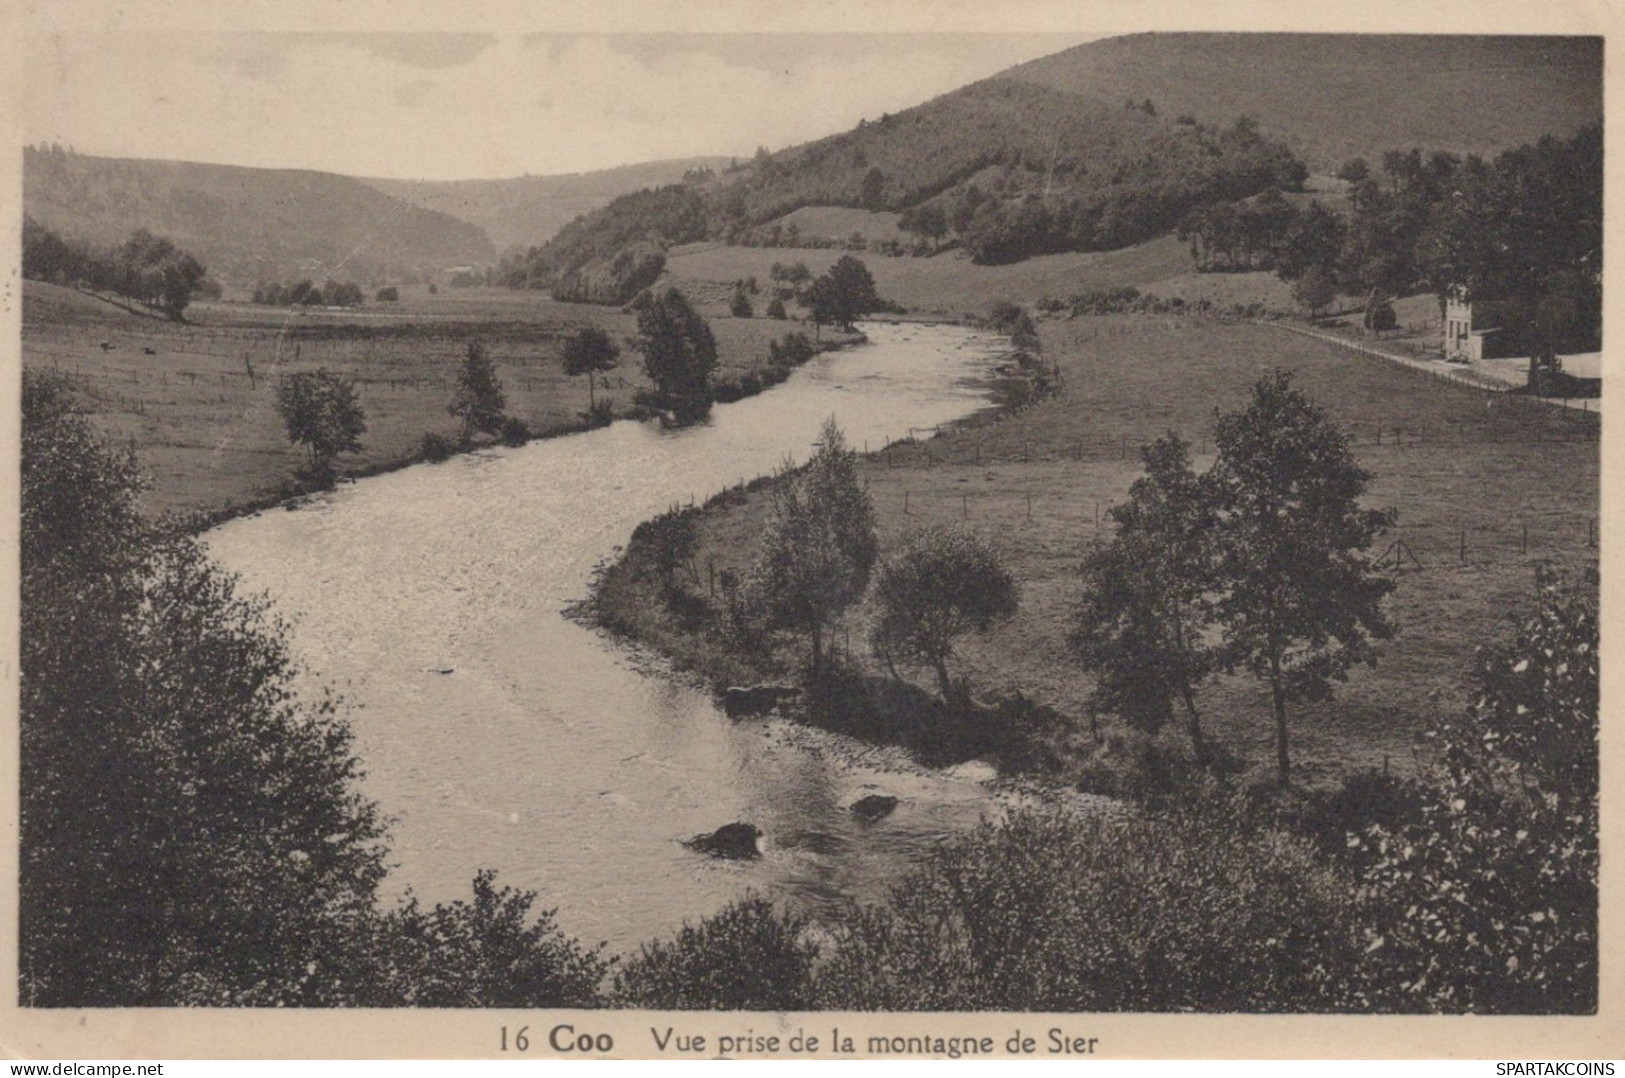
[206,321,1015,952]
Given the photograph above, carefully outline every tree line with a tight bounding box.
[1178,125,1602,345]
[253,278,369,308]
[23,217,213,320]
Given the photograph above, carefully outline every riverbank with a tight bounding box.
[21,279,860,524]
[589,311,1600,792]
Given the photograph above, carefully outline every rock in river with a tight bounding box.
[850,794,899,822]
[683,822,763,859]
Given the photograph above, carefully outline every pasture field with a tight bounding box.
[603,314,1599,790]
[664,234,1194,317]
[21,281,851,521]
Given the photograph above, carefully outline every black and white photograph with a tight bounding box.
[4,0,1614,1061]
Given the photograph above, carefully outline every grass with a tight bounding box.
[594,313,1598,791]
[665,234,1193,319]
[21,280,853,521]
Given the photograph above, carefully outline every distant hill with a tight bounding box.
[362,157,732,254]
[22,147,496,291]
[1001,34,1602,171]
[510,33,1600,294]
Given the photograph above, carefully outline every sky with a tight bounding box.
[24,32,1104,181]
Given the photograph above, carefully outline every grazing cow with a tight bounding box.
[721,684,801,718]
[682,822,762,859]
[99,341,112,352]
[142,346,157,355]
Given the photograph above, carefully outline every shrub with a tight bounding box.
[628,507,699,591]
[815,809,1364,1011]
[613,897,817,1009]
[498,416,531,447]
[376,870,609,1007]
[419,432,455,462]
[1350,570,1598,1013]
[766,296,787,320]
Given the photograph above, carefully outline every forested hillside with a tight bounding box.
[23,146,496,292]
[504,33,1600,302]
[502,80,1306,297]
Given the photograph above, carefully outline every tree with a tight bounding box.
[633,287,718,423]
[21,372,390,1004]
[276,369,367,480]
[560,325,621,417]
[746,418,878,681]
[1277,201,1346,282]
[766,296,788,320]
[871,526,1018,704]
[1293,265,1338,321]
[1070,434,1217,761]
[1209,371,1396,787]
[807,255,884,332]
[450,340,507,443]
[730,286,753,318]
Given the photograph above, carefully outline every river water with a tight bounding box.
[206,321,1014,952]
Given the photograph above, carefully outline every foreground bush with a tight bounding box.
[815,809,1365,1011]
[1351,569,1598,1013]
[613,897,818,1009]
[370,871,609,1007]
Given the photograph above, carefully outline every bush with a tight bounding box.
[419,432,455,462]
[375,285,399,302]
[1350,570,1598,1013]
[628,507,699,591]
[613,897,817,1009]
[815,810,1364,1011]
[498,415,531,447]
[766,296,787,320]
[376,870,609,1007]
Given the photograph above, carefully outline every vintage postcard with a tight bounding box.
[2,0,1618,1062]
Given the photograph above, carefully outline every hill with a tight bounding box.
[1002,34,1602,172]
[361,157,732,254]
[23,146,496,293]
[510,33,1599,295]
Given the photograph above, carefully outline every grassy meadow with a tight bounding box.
[21,280,850,521]
[598,314,1599,791]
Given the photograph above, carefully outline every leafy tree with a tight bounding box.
[871,526,1018,704]
[746,418,878,681]
[806,255,884,332]
[560,325,621,416]
[450,340,508,443]
[1209,371,1396,787]
[633,287,718,423]
[766,296,788,320]
[1292,265,1338,321]
[1070,434,1216,761]
[729,286,753,318]
[276,368,367,480]
[21,372,390,1005]
[1336,158,1371,184]
[1352,569,1597,1013]
[1276,201,1346,282]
